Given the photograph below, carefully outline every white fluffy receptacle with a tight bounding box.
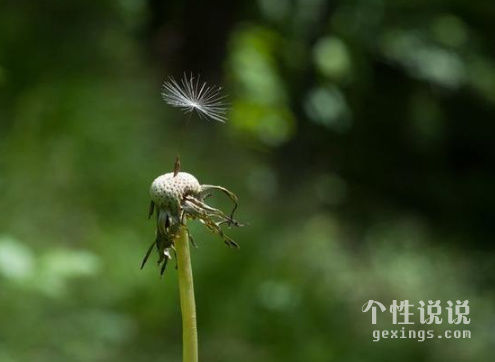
[150,172,201,215]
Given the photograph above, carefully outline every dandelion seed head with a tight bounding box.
[161,73,228,123]
[143,166,243,275]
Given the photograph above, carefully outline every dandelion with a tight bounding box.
[161,73,228,123]
[142,159,241,276]
[142,158,242,362]
[152,73,238,362]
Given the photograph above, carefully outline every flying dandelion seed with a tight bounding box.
[161,73,228,123]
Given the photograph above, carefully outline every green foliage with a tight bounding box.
[1,1,494,361]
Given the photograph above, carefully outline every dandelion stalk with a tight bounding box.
[176,225,198,362]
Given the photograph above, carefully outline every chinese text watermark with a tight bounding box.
[362,300,471,342]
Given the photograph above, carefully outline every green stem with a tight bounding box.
[176,225,198,362]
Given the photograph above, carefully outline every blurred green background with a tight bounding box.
[0,1,494,361]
